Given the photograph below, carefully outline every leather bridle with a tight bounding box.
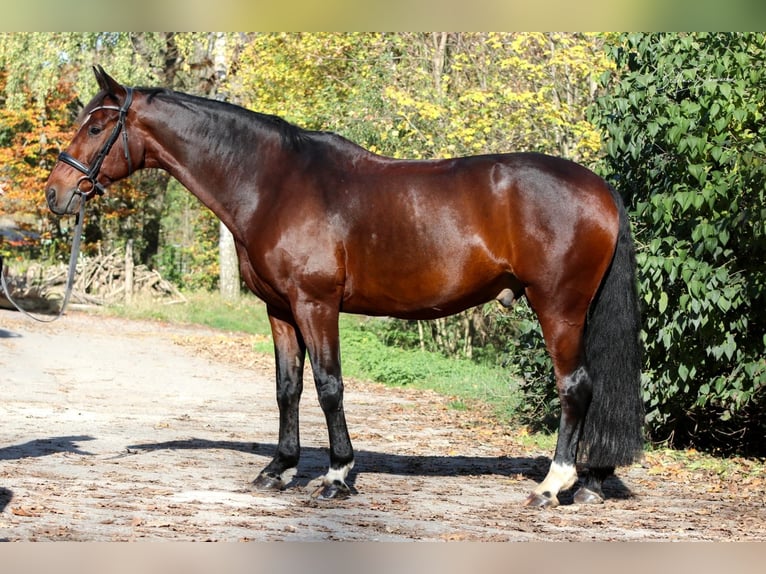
[58,87,134,201]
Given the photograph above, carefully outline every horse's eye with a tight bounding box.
[88,125,103,136]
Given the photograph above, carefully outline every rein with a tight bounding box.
[1,87,134,322]
[1,199,85,322]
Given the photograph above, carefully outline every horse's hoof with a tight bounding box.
[311,480,351,500]
[573,487,605,505]
[523,491,559,508]
[252,473,286,491]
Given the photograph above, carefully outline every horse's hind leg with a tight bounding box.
[253,308,306,491]
[573,466,614,504]
[525,365,593,508]
[523,296,592,508]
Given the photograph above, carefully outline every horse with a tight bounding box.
[45,66,643,508]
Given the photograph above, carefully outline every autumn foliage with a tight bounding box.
[0,72,74,250]
[0,68,143,261]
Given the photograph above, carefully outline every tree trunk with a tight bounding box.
[218,221,240,301]
[124,239,134,304]
[213,33,241,301]
[431,32,449,98]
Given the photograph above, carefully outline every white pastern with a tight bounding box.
[534,461,577,497]
[279,467,297,485]
[322,461,355,486]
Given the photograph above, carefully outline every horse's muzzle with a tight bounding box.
[46,186,63,214]
[46,187,80,216]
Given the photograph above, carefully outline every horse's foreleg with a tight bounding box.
[253,309,306,491]
[294,300,355,499]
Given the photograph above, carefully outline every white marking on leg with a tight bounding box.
[322,461,354,486]
[534,461,577,499]
[278,467,297,485]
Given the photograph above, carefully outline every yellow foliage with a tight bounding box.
[230,33,613,164]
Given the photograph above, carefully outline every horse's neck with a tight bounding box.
[144,101,283,238]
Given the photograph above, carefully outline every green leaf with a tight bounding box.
[688,163,706,185]
[644,291,653,305]
[658,291,669,313]
[713,116,729,134]
[668,124,683,144]
[662,330,672,350]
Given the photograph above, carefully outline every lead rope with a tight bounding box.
[0,198,86,323]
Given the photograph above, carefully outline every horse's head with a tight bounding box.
[45,66,138,215]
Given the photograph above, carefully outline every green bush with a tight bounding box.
[590,33,766,455]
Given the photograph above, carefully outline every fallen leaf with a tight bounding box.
[12,507,41,517]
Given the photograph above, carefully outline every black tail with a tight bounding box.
[579,187,644,468]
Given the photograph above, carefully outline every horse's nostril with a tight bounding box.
[46,187,57,206]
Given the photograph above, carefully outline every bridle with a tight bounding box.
[58,87,134,202]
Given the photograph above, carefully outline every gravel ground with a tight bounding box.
[1,308,764,541]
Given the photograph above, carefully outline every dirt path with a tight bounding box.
[0,307,763,541]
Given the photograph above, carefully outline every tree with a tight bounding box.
[379,32,612,162]
[234,33,393,147]
[212,32,240,300]
[590,33,766,455]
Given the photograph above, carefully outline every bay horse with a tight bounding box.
[45,66,643,508]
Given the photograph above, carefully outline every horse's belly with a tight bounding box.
[341,266,518,320]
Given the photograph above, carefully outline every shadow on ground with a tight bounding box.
[0,436,95,461]
[126,437,634,503]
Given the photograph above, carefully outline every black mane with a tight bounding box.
[251,110,312,152]
[81,84,366,157]
[139,87,317,153]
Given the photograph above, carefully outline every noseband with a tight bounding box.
[58,87,134,201]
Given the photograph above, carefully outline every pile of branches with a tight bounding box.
[1,249,184,312]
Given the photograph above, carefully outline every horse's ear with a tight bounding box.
[92,65,126,98]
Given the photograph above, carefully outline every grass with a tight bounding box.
[105,291,272,334]
[105,291,526,425]
[339,314,524,421]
